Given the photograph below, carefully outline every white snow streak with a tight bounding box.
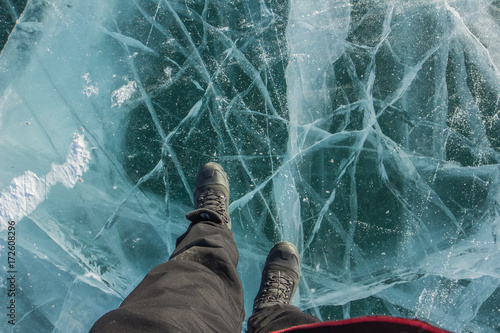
[0,133,91,231]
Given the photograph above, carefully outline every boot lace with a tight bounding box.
[198,190,229,223]
[257,271,294,304]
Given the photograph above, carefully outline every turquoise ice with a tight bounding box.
[0,0,499,332]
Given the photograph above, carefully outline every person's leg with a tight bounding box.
[90,163,244,333]
[247,242,321,333]
[90,220,243,333]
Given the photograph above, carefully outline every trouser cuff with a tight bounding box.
[186,208,225,225]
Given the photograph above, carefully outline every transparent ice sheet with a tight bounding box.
[0,0,499,332]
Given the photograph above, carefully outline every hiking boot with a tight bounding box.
[253,241,300,311]
[186,162,231,229]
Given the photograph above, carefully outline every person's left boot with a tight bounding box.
[186,162,231,229]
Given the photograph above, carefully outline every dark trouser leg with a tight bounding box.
[90,221,244,333]
[247,304,321,333]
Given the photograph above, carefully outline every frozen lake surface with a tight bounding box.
[1,0,499,331]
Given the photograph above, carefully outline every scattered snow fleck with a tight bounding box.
[82,73,99,97]
[111,80,136,107]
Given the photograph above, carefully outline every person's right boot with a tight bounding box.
[252,241,300,311]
